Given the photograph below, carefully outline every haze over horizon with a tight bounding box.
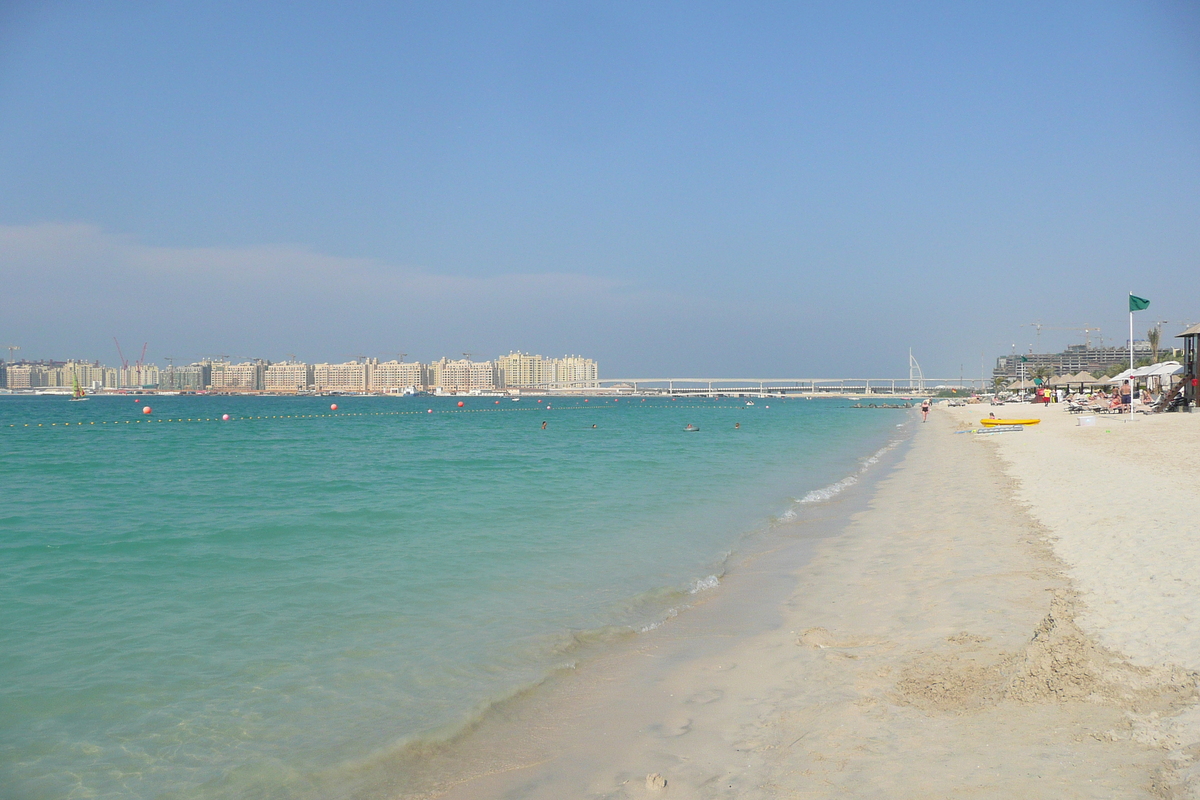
[2,2,1198,378]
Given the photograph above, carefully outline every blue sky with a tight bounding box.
[2,1,1197,377]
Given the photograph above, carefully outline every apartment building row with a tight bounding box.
[2,352,599,393]
[1,361,160,390]
[157,353,599,393]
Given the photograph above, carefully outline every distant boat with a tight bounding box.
[684,423,700,432]
[70,376,88,402]
[745,401,755,406]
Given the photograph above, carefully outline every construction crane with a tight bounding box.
[136,343,148,385]
[396,352,407,363]
[1022,323,1102,350]
[113,337,129,370]
[4,345,18,364]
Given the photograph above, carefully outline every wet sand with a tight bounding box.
[390,406,1200,799]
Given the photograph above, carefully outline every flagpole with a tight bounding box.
[1127,293,1150,415]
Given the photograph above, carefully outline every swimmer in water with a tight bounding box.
[541,421,547,429]
[591,424,597,428]
[734,422,740,429]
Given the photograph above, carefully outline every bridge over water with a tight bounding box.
[544,377,988,396]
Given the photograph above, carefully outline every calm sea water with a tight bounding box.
[0,394,906,799]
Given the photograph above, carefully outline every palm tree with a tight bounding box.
[1147,326,1161,363]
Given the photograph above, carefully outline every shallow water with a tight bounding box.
[0,395,906,799]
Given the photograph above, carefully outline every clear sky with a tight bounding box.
[2,1,1197,378]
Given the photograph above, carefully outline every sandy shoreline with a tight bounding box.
[390,405,1200,799]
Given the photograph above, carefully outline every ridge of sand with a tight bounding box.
[405,408,1200,799]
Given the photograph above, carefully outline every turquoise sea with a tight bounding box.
[0,394,907,799]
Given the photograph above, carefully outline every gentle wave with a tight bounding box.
[791,437,904,509]
[798,475,859,504]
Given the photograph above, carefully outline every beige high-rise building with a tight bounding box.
[550,355,599,387]
[45,361,115,388]
[494,352,599,388]
[264,362,313,392]
[495,352,548,388]
[313,361,369,392]
[119,364,161,388]
[432,358,497,392]
[369,360,425,391]
[6,365,34,389]
[209,361,265,391]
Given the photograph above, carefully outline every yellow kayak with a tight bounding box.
[980,418,1040,427]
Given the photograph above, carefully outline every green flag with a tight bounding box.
[1129,294,1150,312]
[1020,355,1028,362]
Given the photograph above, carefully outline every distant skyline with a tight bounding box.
[2,2,1198,377]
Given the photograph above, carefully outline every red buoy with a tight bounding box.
[142,406,152,415]
[584,399,589,402]
[494,400,500,404]
[222,414,230,421]
[134,399,141,403]
[330,404,338,410]
[457,401,465,407]
[427,408,433,413]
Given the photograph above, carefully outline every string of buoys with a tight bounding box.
[4,401,759,429]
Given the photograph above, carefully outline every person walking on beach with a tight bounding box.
[920,399,931,422]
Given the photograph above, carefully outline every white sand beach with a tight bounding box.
[404,404,1200,799]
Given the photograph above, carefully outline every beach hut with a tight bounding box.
[1055,371,1098,394]
[1176,324,1200,406]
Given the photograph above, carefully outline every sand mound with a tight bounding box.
[894,592,1199,716]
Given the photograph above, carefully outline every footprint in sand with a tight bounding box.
[652,717,693,737]
[686,688,724,705]
[797,627,886,649]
